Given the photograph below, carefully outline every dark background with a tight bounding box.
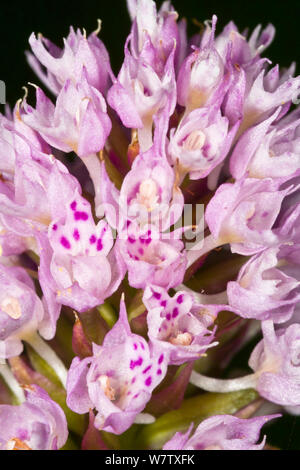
[1,0,300,104]
[0,0,300,450]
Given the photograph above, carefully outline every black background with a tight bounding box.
[1,0,300,104]
[0,0,300,450]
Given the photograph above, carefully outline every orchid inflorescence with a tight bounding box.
[0,0,299,451]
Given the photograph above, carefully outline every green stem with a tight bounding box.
[97,303,118,328]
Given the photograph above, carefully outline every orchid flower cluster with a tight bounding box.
[0,0,300,451]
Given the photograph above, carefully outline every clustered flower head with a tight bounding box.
[0,0,300,451]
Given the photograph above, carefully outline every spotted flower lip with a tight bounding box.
[143,285,220,365]
[0,384,68,450]
[163,414,280,450]
[39,190,125,313]
[116,222,187,290]
[66,297,169,434]
[2,0,300,451]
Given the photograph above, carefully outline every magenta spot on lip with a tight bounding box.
[133,393,139,398]
[145,376,152,387]
[262,211,269,217]
[157,369,162,375]
[138,248,144,255]
[133,343,137,350]
[140,342,145,350]
[153,292,161,300]
[128,236,136,244]
[160,300,167,307]
[89,235,96,244]
[177,294,184,304]
[74,211,88,221]
[130,356,143,369]
[73,229,80,241]
[97,239,103,251]
[172,307,179,318]
[52,224,57,231]
[134,256,139,261]
[166,313,171,321]
[139,237,145,244]
[147,230,151,235]
[158,354,164,364]
[131,377,136,384]
[70,201,77,211]
[60,236,71,249]
[145,238,152,245]
[142,365,152,374]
